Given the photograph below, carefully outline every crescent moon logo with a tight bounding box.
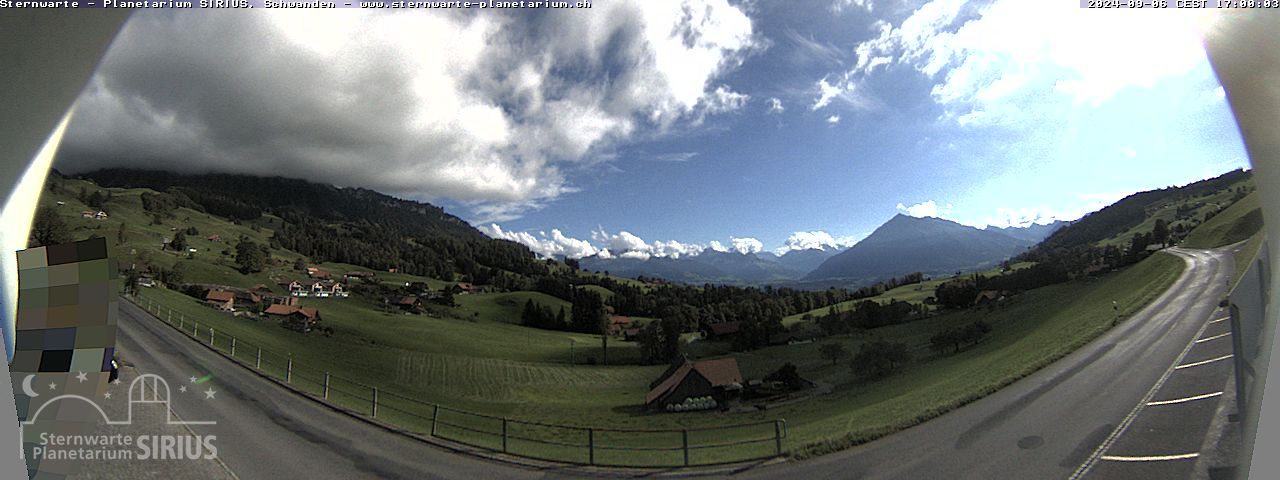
[21,374,39,398]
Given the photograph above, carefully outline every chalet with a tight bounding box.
[81,210,94,218]
[204,290,235,311]
[137,276,155,288]
[95,211,108,220]
[232,290,262,310]
[974,290,1001,307]
[264,304,321,333]
[701,321,742,340]
[645,358,744,411]
[607,316,632,335]
[206,234,222,242]
[454,282,475,295]
[249,284,274,295]
[392,296,423,312]
[345,271,375,281]
[285,280,348,298]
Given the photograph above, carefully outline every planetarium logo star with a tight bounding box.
[76,371,88,383]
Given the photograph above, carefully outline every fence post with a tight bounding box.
[286,356,293,383]
[431,405,440,436]
[774,420,783,456]
[179,318,184,330]
[502,418,508,453]
[193,322,199,337]
[683,429,690,466]
[372,387,378,418]
[167,309,171,323]
[588,428,594,466]
[209,327,215,346]
[231,337,236,357]
[179,313,184,326]
[256,348,262,370]
[323,372,330,399]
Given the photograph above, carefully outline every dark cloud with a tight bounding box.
[57,5,758,222]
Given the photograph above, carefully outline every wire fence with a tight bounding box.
[124,293,787,468]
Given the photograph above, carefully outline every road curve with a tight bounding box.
[114,298,551,480]
[116,247,1232,479]
[736,247,1233,480]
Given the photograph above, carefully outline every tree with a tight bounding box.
[1152,218,1170,246]
[29,206,70,247]
[235,238,266,273]
[851,340,911,378]
[170,231,187,251]
[117,222,128,245]
[819,342,850,366]
[293,257,307,272]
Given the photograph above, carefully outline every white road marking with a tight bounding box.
[1208,317,1230,324]
[1146,391,1223,406]
[1195,332,1232,343]
[1067,300,1215,480]
[1100,453,1200,462]
[1175,354,1233,370]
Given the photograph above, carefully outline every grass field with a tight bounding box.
[133,251,1186,461]
[54,176,1196,464]
[1181,191,1263,249]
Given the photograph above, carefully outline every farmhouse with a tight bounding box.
[306,267,331,280]
[644,358,744,411]
[454,282,475,294]
[206,234,222,242]
[701,321,741,340]
[607,316,631,335]
[204,290,235,311]
[264,304,321,332]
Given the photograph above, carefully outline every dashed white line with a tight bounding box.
[1195,332,1232,343]
[1174,354,1233,370]
[1146,391,1224,406]
[1208,316,1230,324]
[1100,453,1200,462]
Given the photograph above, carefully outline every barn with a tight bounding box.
[644,358,743,411]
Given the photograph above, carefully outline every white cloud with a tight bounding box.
[1120,147,1138,158]
[767,97,785,114]
[774,230,861,254]
[896,200,953,218]
[708,240,730,252]
[827,115,841,125]
[652,152,699,162]
[841,0,1208,127]
[591,228,707,259]
[478,224,600,259]
[730,237,764,255]
[812,78,843,110]
[831,0,874,14]
[61,4,760,224]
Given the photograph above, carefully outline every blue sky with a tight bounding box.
[57,3,1248,259]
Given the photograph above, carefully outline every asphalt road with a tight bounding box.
[114,298,547,480]
[114,246,1234,480]
[737,247,1234,480]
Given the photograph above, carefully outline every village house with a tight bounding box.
[204,290,236,311]
[232,290,262,311]
[453,282,475,295]
[645,358,744,411]
[263,304,321,333]
[206,234,222,242]
[344,271,375,281]
[80,210,108,220]
[973,290,1009,307]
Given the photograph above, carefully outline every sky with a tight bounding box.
[53,2,1249,260]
